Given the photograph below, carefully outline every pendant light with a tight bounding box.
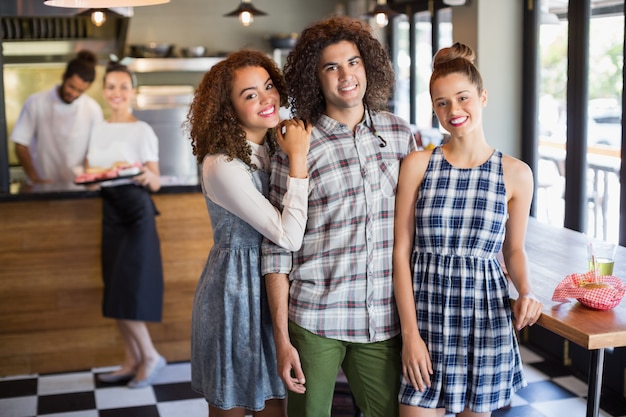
[224,0,267,27]
[44,0,170,7]
[90,9,106,26]
[76,7,122,27]
[366,0,398,28]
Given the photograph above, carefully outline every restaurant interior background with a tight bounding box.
[0,0,341,187]
[532,0,623,246]
[385,0,624,248]
[0,3,623,283]
[0,0,545,197]
[0,0,625,405]
[363,0,626,400]
[388,10,625,401]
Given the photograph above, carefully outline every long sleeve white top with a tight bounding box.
[202,141,308,251]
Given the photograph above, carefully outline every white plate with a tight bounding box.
[117,166,141,177]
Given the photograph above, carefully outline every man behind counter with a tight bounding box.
[11,49,103,184]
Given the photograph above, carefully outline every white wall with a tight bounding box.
[126,0,341,54]
[452,0,522,158]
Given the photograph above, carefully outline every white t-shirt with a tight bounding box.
[87,120,159,186]
[202,141,308,251]
[11,85,103,183]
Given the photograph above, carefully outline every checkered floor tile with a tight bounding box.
[0,346,624,417]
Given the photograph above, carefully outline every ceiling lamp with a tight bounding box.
[366,0,398,28]
[91,9,107,26]
[44,0,169,7]
[76,7,122,27]
[224,0,267,27]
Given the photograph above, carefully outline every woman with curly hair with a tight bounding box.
[262,16,417,417]
[185,49,311,417]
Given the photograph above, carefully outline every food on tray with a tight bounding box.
[75,161,142,184]
[552,271,625,310]
[579,281,611,289]
[573,272,612,289]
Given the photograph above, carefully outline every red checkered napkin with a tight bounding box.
[552,271,626,310]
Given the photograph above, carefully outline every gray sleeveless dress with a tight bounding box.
[191,161,285,411]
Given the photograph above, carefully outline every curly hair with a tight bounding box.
[283,16,394,124]
[184,49,287,168]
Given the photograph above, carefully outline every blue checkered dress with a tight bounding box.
[399,146,526,413]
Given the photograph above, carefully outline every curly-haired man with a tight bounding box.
[262,15,417,417]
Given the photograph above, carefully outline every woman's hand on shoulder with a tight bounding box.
[277,118,312,160]
[278,118,311,179]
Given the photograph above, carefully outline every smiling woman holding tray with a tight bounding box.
[83,59,166,389]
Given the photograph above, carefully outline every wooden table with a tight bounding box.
[517,218,626,417]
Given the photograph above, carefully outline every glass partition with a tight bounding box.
[536,0,622,242]
[391,6,452,147]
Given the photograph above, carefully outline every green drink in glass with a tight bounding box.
[587,241,617,279]
[587,258,614,276]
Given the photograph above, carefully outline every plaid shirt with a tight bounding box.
[261,110,417,342]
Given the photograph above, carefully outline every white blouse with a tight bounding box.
[86,120,159,187]
[87,120,159,168]
[202,141,308,251]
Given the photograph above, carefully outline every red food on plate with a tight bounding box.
[552,271,626,310]
[74,161,143,184]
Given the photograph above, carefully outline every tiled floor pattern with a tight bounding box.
[0,345,624,417]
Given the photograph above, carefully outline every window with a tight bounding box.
[390,3,452,147]
[534,0,623,243]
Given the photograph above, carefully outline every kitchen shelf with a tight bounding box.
[127,57,223,73]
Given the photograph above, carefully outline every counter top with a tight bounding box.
[0,178,201,203]
[519,218,626,349]
[0,192,212,376]
[520,218,626,417]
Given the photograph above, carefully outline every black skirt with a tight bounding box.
[100,184,163,322]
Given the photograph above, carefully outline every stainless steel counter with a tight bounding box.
[128,57,223,73]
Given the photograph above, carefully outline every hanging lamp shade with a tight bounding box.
[224,0,267,27]
[44,0,169,7]
[365,0,398,28]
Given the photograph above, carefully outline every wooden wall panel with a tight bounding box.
[0,192,212,376]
